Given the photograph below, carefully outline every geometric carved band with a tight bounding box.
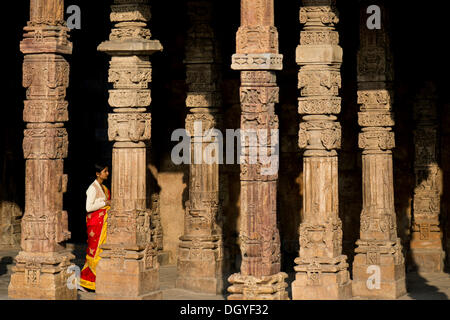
[240,87,279,106]
[358,112,395,127]
[232,53,283,71]
[298,97,341,115]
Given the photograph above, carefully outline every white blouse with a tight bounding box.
[86,180,107,213]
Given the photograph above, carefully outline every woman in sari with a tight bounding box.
[80,164,111,291]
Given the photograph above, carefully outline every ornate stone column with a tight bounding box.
[352,1,406,299]
[410,83,445,273]
[176,0,224,294]
[227,0,288,300]
[95,0,163,300]
[8,0,76,300]
[292,0,352,300]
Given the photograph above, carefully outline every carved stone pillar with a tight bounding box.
[176,0,224,294]
[95,0,163,300]
[227,0,288,300]
[8,0,76,300]
[292,0,352,300]
[352,2,406,299]
[409,83,445,273]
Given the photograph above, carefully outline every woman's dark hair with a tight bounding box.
[94,163,108,174]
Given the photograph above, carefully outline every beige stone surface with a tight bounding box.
[159,170,186,265]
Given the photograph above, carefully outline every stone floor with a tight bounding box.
[1,246,450,300]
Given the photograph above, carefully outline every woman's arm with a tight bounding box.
[86,186,106,212]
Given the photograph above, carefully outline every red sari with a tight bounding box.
[80,184,110,290]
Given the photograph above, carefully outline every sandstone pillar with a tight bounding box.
[409,84,445,273]
[176,0,224,294]
[352,1,406,299]
[227,0,288,300]
[95,0,163,300]
[8,0,76,300]
[292,0,352,300]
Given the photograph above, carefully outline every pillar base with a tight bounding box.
[352,278,406,300]
[95,245,161,300]
[8,251,77,300]
[292,256,352,300]
[176,236,223,294]
[352,241,406,299]
[227,272,289,300]
[408,248,445,273]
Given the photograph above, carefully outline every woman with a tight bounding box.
[80,164,111,291]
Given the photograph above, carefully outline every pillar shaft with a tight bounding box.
[409,84,445,273]
[95,0,163,300]
[292,0,352,300]
[352,1,406,299]
[176,0,224,294]
[227,0,288,301]
[8,0,76,300]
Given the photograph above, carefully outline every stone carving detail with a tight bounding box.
[352,1,406,299]
[292,0,352,300]
[298,97,341,115]
[150,193,163,251]
[176,0,224,295]
[232,54,283,71]
[8,0,76,300]
[108,90,151,108]
[236,26,279,54]
[23,128,69,159]
[108,113,151,142]
[94,0,163,300]
[298,118,341,151]
[0,202,22,247]
[409,83,445,273]
[227,0,288,301]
